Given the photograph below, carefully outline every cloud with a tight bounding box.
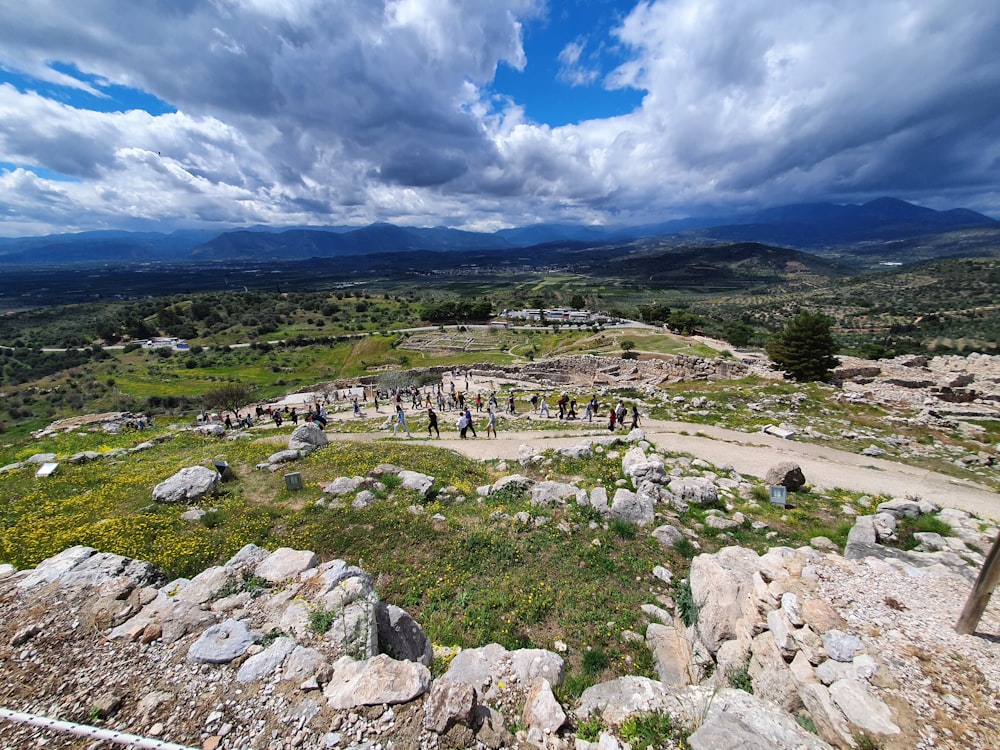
[557,40,600,87]
[0,0,997,237]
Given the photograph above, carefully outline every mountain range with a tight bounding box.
[0,197,995,265]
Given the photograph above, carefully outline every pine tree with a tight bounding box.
[766,310,840,381]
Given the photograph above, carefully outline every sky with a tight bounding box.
[0,0,998,238]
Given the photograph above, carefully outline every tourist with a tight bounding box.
[427,408,440,438]
[393,405,411,437]
[486,406,497,438]
[539,396,550,418]
[464,407,477,438]
[458,411,468,439]
[630,405,640,429]
[608,407,617,432]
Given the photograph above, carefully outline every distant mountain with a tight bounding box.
[192,223,510,260]
[0,229,219,263]
[0,197,993,264]
[693,197,997,248]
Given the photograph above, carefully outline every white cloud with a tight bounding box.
[0,0,997,236]
[557,40,600,86]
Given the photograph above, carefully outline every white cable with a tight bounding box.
[0,706,200,750]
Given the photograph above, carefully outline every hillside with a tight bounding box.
[0,353,998,749]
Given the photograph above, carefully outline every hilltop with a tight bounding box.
[0,350,998,748]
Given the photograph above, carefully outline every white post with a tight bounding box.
[0,707,199,750]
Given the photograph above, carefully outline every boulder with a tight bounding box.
[652,524,684,548]
[324,654,430,709]
[237,636,297,683]
[399,470,435,498]
[764,462,806,491]
[588,486,610,514]
[152,466,220,504]
[267,449,301,464]
[828,678,900,736]
[492,474,534,494]
[376,603,433,666]
[186,619,255,664]
[522,679,565,735]
[530,480,578,507]
[875,498,922,518]
[646,623,693,687]
[288,423,329,452]
[323,477,361,496]
[557,442,592,459]
[689,546,761,655]
[609,488,654,526]
[822,630,863,663]
[254,547,318,583]
[423,679,477,734]
[668,477,718,506]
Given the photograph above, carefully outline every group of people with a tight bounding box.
[394,402,498,439]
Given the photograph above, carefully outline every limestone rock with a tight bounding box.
[323,654,430,709]
[186,619,255,664]
[288,423,329,452]
[822,630,863,662]
[668,477,719,506]
[152,466,220,504]
[522,679,566,735]
[237,636,297,683]
[575,676,671,724]
[652,524,683,548]
[689,546,761,654]
[875,498,922,518]
[531,480,579,506]
[646,623,693,687]
[267,449,301,464]
[829,678,900,736]
[254,547,318,583]
[399,470,435,498]
[748,631,801,712]
[423,679,477,734]
[376,602,433,666]
[323,477,361,496]
[609,488,654,526]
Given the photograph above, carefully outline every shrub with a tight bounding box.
[307,605,338,634]
[619,712,679,747]
[675,579,698,627]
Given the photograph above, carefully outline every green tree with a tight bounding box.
[203,382,257,417]
[766,311,840,381]
[570,294,586,310]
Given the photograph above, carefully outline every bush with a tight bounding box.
[675,579,698,627]
[619,712,679,747]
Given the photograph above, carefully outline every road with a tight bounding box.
[323,416,999,520]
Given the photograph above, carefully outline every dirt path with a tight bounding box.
[326,416,999,519]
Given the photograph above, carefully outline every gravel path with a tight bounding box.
[333,416,999,519]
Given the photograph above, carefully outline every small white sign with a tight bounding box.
[35,462,59,478]
[769,485,787,507]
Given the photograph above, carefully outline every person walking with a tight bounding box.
[458,411,468,439]
[427,407,440,438]
[539,396,550,418]
[630,405,640,430]
[464,407,478,438]
[486,406,497,438]
[608,407,617,432]
[393,405,411,437]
